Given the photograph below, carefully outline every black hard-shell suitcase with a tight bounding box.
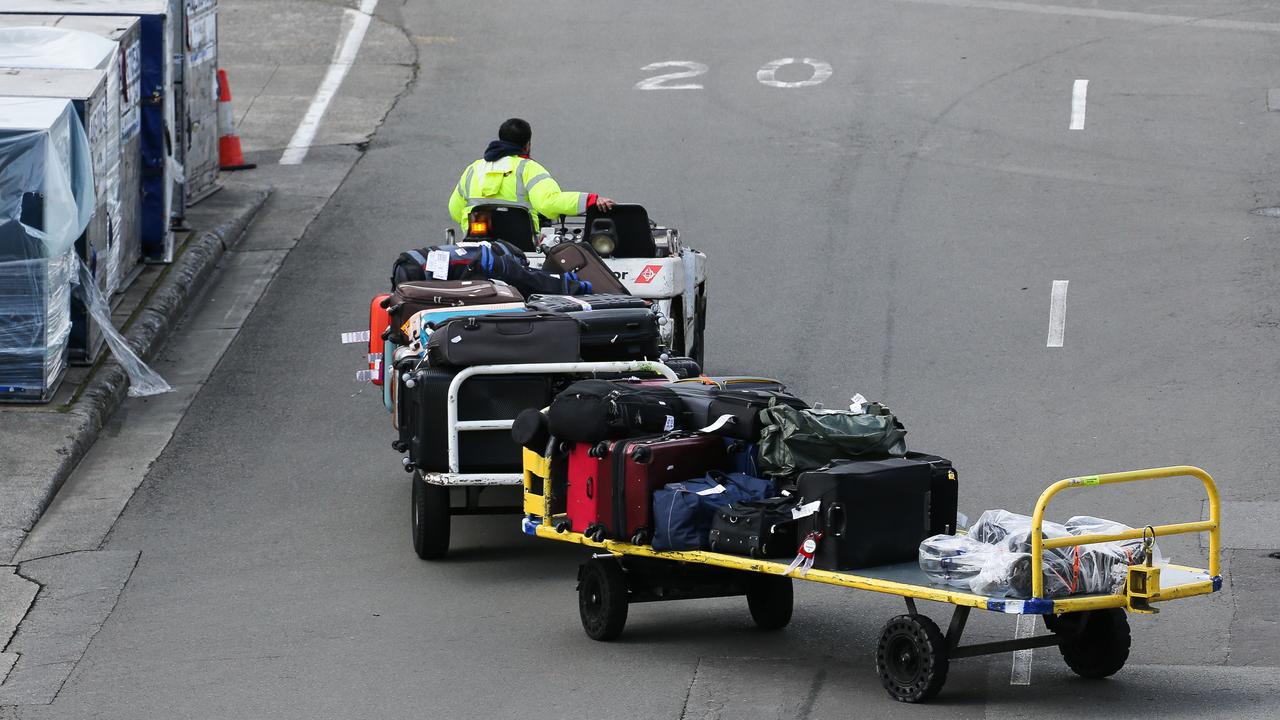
[426,312,580,367]
[569,308,661,361]
[796,457,933,570]
[906,452,959,536]
[406,367,553,472]
[525,294,647,313]
[541,242,629,295]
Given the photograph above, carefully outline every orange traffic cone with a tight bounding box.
[217,69,256,171]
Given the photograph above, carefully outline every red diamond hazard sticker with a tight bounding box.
[635,265,663,284]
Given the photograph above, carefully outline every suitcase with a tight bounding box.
[796,457,934,570]
[905,452,960,536]
[707,388,809,441]
[426,312,580,367]
[566,433,728,543]
[549,380,686,443]
[541,241,629,295]
[405,366,553,472]
[569,308,661,361]
[724,439,760,476]
[667,378,795,430]
[403,303,527,346]
[708,496,799,558]
[525,293,648,313]
[369,294,391,386]
[383,279,524,340]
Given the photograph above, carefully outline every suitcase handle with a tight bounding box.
[826,502,846,538]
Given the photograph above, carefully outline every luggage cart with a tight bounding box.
[406,360,680,558]
[520,460,1223,702]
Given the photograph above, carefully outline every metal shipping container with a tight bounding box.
[3,0,181,263]
[0,67,115,365]
[0,21,143,298]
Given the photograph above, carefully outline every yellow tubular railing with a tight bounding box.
[1030,465,1220,599]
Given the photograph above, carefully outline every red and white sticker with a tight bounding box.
[634,264,663,284]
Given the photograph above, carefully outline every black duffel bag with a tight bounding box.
[548,379,686,443]
[426,312,580,367]
[708,495,800,558]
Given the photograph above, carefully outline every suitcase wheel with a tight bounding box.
[588,442,610,459]
[555,520,572,534]
[630,529,650,546]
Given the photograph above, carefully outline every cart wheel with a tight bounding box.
[411,471,450,560]
[745,575,793,630]
[1044,609,1130,679]
[875,614,949,703]
[578,558,628,641]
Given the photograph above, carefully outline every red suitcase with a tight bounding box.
[566,434,727,544]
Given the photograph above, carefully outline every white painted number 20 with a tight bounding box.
[636,58,832,90]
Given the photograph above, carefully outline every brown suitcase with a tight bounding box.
[382,280,523,340]
[541,242,629,295]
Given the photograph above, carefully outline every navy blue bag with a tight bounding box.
[652,471,777,551]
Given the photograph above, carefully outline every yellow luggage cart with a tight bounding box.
[520,456,1223,703]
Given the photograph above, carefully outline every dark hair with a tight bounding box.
[498,118,532,147]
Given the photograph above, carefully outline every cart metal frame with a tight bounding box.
[520,457,1223,701]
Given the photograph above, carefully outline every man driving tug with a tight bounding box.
[448,118,615,232]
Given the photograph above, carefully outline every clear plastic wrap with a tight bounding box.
[73,257,170,397]
[0,27,116,69]
[920,510,1162,599]
[0,97,95,258]
[0,252,74,398]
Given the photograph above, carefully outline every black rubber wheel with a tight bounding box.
[411,472,451,560]
[1044,609,1131,679]
[875,614,950,703]
[578,558,628,641]
[745,575,793,630]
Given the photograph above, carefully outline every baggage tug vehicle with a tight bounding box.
[354,203,708,558]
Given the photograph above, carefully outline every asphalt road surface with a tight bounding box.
[6,0,1280,717]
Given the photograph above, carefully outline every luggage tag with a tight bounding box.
[341,330,370,344]
[696,414,737,434]
[425,250,451,280]
[784,531,823,577]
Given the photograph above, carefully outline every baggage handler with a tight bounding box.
[448,118,614,231]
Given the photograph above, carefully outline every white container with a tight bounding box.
[0,24,142,301]
[1,1,194,262]
[0,66,115,364]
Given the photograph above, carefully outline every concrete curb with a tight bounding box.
[7,188,270,561]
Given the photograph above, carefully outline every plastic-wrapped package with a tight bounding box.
[1,97,95,402]
[920,510,1162,599]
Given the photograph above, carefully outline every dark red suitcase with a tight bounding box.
[566,434,727,544]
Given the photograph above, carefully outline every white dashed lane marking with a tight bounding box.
[1069,79,1088,130]
[1047,280,1069,348]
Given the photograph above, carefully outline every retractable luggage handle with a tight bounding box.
[1028,465,1221,599]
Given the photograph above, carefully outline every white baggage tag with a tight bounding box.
[426,250,451,279]
[355,369,375,382]
[341,330,370,344]
[663,415,675,431]
[695,484,727,496]
[367,352,383,362]
[791,500,821,520]
[696,414,736,434]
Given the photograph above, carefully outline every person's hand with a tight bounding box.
[595,196,616,211]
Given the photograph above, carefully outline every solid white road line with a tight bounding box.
[1010,614,1037,685]
[1069,79,1088,130]
[1047,280,1068,348]
[893,0,1280,34]
[280,0,379,165]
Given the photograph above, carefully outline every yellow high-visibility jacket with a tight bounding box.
[448,155,590,230]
